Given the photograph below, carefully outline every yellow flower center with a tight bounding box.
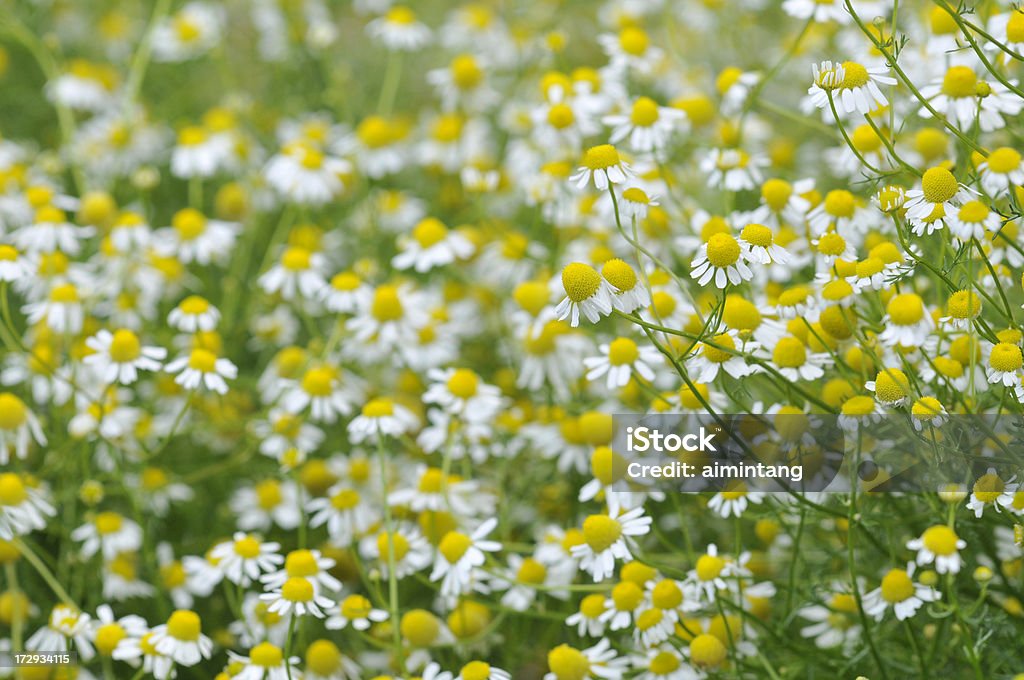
[852,124,883,152]
[516,557,547,584]
[108,329,141,363]
[49,283,79,303]
[562,262,602,303]
[611,580,644,610]
[957,200,989,224]
[413,218,448,248]
[0,474,27,506]
[630,97,660,126]
[281,247,311,272]
[386,6,416,24]
[446,368,479,398]
[921,166,959,204]
[330,271,361,292]
[582,513,622,552]
[649,650,681,674]
[95,511,123,534]
[824,189,855,218]
[702,333,736,364]
[178,126,207,146]
[340,594,373,620]
[761,179,792,212]
[0,245,18,262]
[281,576,314,602]
[548,644,590,680]
[580,144,621,171]
[841,395,876,416]
[690,634,728,668]
[451,54,483,89]
[305,640,342,675]
[301,366,336,397]
[250,641,283,668]
[921,525,960,556]
[371,285,404,321]
[741,223,773,248]
[377,531,410,561]
[973,473,1006,503]
[166,610,201,642]
[841,61,870,88]
[187,348,218,373]
[234,536,262,559]
[618,27,649,55]
[912,396,944,420]
[95,623,126,656]
[880,568,915,603]
[255,480,282,509]
[705,233,741,267]
[547,103,575,129]
[357,116,393,148]
[1007,10,1024,42]
[172,208,207,240]
[439,531,473,563]
[635,608,664,631]
[696,553,725,581]
[460,661,492,680]
[607,337,639,366]
[874,368,910,402]
[772,336,807,368]
[947,290,981,319]
[941,65,977,98]
[887,293,925,325]
[987,147,1022,174]
[990,342,1023,372]
[0,394,28,431]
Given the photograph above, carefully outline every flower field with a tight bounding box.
[1,0,1024,678]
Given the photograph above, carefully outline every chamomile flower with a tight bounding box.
[84,329,167,385]
[27,605,95,660]
[700,148,767,191]
[685,331,757,383]
[863,562,939,621]
[739,223,790,264]
[918,65,1023,132]
[571,498,652,582]
[571,144,634,191]
[0,472,56,539]
[156,208,238,266]
[966,468,1019,518]
[947,201,1000,241]
[326,594,389,631]
[348,397,419,442]
[367,6,432,51]
[430,518,501,600]
[258,246,328,301]
[555,262,615,327]
[392,217,475,272]
[690,232,754,288]
[0,392,47,463]
[545,638,627,680]
[360,526,433,578]
[838,395,885,432]
[260,576,335,618]
[603,97,685,153]
[457,661,511,680]
[72,511,143,560]
[599,25,664,74]
[907,525,966,574]
[566,593,609,637]
[209,532,284,587]
[865,367,911,406]
[583,337,662,388]
[170,126,234,179]
[977,147,1024,197]
[264,142,350,206]
[0,244,29,281]
[903,166,972,223]
[148,609,214,666]
[303,639,362,680]
[878,293,933,347]
[986,341,1024,388]
[708,482,765,518]
[809,60,894,114]
[910,396,947,431]
[601,258,650,313]
[168,296,220,332]
[152,3,224,62]
[228,642,301,680]
[164,347,238,394]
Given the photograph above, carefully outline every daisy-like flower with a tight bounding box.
[27,605,95,660]
[630,645,689,680]
[170,125,234,179]
[700,148,767,191]
[227,642,300,680]
[262,548,342,594]
[599,25,664,74]
[545,638,627,680]
[966,468,1020,518]
[739,223,790,264]
[306,483,375,547]
[947,201,1000,241]
[264,142,350,206]
[0,392,47,463]
[457,661,511,680]
[209,532,284,586]
[603,97,684,153]
[0,472,55,539]
[910,396,948,431]
[583,337,662,389]
[566,593,609,637]
[430,518,501,600]
[600,579,647,631]
[809,60,894,114]
[617,187,660,221]
[283,363,359,424]
[92,604,148,661]
[918,65,1023,132]
[45,59,118,112]
[863,562,940,621]
[686,331,757,383]
[72,511,143,559]
[907,525,966,574]
[571,498,652,582]
[866,367,912,406]
[168,295,220,332]
[707,482,765,518]
[903,166,971,223]
[367,6,432,51]
[148,609,214,666]
[303,639,362,680]
[987,8,1024,53]
[258,246,328,301]
[555,262,615,327]
[156,208,238,266]
[601,258,650,314]
[320,270,370,314]
[838,395,885,433]
[325,594,388,631]
[23,282,85,334]
[348,396,419,443]
[392,217,475,272]
[690,232,754,288]
[152,2,224,62]
[84,328,167,385]
[165,346,238,394]
[986,341,1024,389]
[799,589,862,649]
[260,576,335,618]
[360,526,433,578]
[571,144,634,191]
[878,293,933,347]
[977,147,1024,197]
[0,244,29,282]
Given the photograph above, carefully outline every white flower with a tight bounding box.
[555,262,615,327]
[209,533,284,587]
[71,511,143,559]
[430,517,502,601]
[571,145,634,191]
[583,337,662,389]
[366,6,432,51]
[571,498,652,582]
[148,610,214,666]
[863,562,940,621]
[347,397,420,443]
[325,594,388,631]
[84,329,167,385]
[965,468,1019,518]
[0,472,55,539]
[258,246,328,301]
[165,347,238,394]
[392,218,475,272]
[907,525,966,574]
